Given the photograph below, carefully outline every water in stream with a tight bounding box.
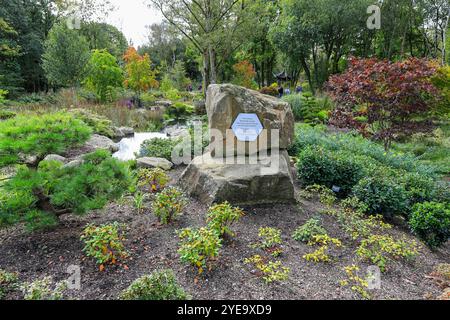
[113,132,168,161]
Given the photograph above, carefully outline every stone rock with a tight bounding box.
[179,151,295,205]
[18,153,39,166]
[137,157,173,171]
[43,154,67,163]
[164,125,190,139]
[63,159,84,169]
[85,134,119,153]
[206,84,294,156]
[113,126,135,139]
[155,100,173,108]
[193,99,206,115]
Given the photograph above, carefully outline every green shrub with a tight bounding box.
[1,150,133,230]
[0,269,18,299]
[141,92,157,107]
[177,227,222,274]
[21,277,67,300]
[410,202,450,249]
[165,102,194,122]
[0,112,92,167]
[0,110,16,120]
[139,137,179,161]
[290,124,437,177]
[0,89,8,105]
[297,146,364,196]
[120,270,189,300]
[69,108,115,138]
[165,88,181,101]
[292,218,327,243]
[206,202,244,237]
[81,222,128,268]
[282,94,303,121]
[352,171,409,218]
[283,94,332,123]
[152,187,188,224]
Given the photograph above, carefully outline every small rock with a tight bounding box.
[155,100,173,107]
[85,134,119,153]
[137,157,173,171]
[164,125,190,139]
[63,159,84,169]
[43,154,67,163]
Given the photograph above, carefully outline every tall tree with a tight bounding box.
[42,23,90,88]
[84,49,123,102]
[148,0,248,93]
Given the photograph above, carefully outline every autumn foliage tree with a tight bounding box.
[232,60,257,89]
[123,47,158,100]
[327,57,439,150]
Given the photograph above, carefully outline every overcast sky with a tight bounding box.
[106,0,163,47]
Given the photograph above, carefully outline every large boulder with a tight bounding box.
[179,151,295,206]
[206,84,294,156]
[137,157,173,171]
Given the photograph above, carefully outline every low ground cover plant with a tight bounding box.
[356,235,418,272]
[152,187,187,224]
[81,222,129,269]
[244,255,290,284]
[303,234,343,263]
[340,265,371,300]
[120,270,189,300]
[255,227,284,257]
[21,277,67,300]
[0,269,19,299]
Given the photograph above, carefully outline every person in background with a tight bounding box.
[278,85,284,98]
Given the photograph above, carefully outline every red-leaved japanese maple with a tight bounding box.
[326,57,439,150]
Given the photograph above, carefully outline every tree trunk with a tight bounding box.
[300,57,315,95]
[209,46,217,85]
[203,49,210,95]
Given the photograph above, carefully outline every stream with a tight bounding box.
[113,132,168,161]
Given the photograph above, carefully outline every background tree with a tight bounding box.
[84,49,123,102]
[0,18,22,97]
[149,0,249,93]
[123,47,159,102]
[80,22,128,61]
[42,23,90,88]
[232,60,257,89]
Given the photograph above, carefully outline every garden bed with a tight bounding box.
[0,167,448,300]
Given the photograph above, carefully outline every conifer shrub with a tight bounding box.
[0,150,133,231]
[0,112,92,167]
